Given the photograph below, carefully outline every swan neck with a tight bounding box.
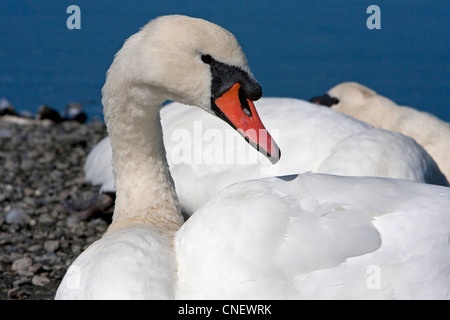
[104,93,184,234]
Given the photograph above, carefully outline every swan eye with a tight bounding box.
[201,54,213,64]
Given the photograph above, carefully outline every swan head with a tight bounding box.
[309,81,377,111]
[103,15,280,164]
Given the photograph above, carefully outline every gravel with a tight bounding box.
[0,115,113,299]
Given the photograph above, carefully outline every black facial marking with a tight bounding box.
[201,54,262,101]
[309,94,340,107]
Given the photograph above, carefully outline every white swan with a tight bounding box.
[310,81,450,181]
[176,173,450,299]
[56,15,450,299]
[84,98,447,215]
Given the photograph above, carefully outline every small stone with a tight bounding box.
[27,218,37,227]
[44,240,60,253]
[29,263,43,273]
[56,161,70,170]
[38,252,61,265]
[38,213,54,225]
[11,257,33,272]
[5,208,27,225]
[0,128,12,138]
[23,187,34,197]
[13,277,30,287]
[32,274,50,287]
[7,287,20,299]
[28,244,42,253]
[23,197,36,208]
[71,244,82,254]
[20,159,34,171]
[66,215,81,227]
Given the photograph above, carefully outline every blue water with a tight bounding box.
[1,0,449,122]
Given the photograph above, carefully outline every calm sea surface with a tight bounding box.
[1,0,449,121]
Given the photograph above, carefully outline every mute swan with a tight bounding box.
[310,81,450,182]
[56,15,450,299]
[56,14,278,299]
[83,98,447,216]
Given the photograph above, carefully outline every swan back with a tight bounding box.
[325,81,450,181]
[176,173,450,299]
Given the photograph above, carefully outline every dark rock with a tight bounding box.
[37,105,63,123]
[13,277,30,287]
[0,98,16,116]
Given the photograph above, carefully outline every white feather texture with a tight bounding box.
[55,227,177,299]
[326,81,450,181]
[175,173,450,299]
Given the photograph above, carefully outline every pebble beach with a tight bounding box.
[0,112,111,299]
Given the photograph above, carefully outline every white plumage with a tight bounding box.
[56,15,450,300]
[57,227,177,299]
[321,81,450,181]
[176,173,450,299]
[84,136,114,193]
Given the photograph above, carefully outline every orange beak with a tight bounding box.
[213,83,281,164]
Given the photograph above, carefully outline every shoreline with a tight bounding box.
[0,116,111,299]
